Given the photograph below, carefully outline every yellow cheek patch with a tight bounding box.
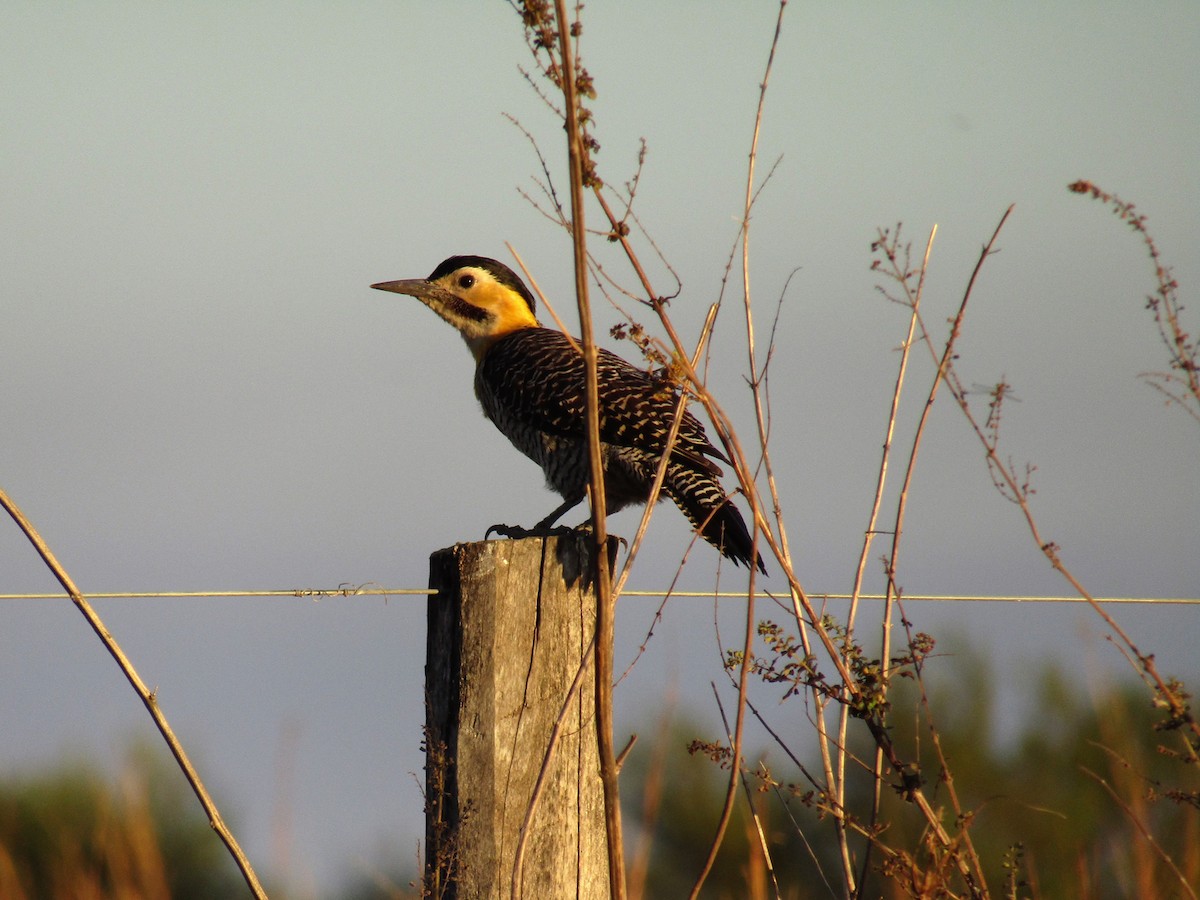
[465,280,539,334]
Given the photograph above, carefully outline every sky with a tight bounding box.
[3,2,1198,894]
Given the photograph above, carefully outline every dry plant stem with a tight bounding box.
[737,0,786,488]
[710,687,784,900]
[599,196,876,868]
[594,127,985,896]
[694,15,842,853]
[688,562,759,900]
[734,0,789,606]
[878,211,1020,893]
[613,305,719,600]
[966,418,1200,755]
[850,225,936,633]
[935,209,1200,760]
[1081,766,1199,900]
[573,5,989,889]
[689,7,786,896]
[550,3,625,898]
[508,241,701,596]
[612,320,719,688]
[1048,543,1195,751]
[506,242,582,356]
[0,486,268,900]
[1069,180,1200,419]
[846,225,934,895]
[594,179,857,690]
[588,28,827,663]
[842,215,1013,898]
[535,0,860,720]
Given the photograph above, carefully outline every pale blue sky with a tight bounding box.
[3,2,1197,893]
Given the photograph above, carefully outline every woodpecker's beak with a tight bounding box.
[370,278,434,298]
[370,278,468,316]
[371,276,489,334]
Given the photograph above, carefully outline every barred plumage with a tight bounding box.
[371,256,766,574]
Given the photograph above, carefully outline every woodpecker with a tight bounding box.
[371,255,766,574]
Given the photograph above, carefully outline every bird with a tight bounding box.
[371,255,766,574]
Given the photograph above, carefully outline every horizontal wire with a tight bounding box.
[632,592,1200,604]
[0,589,1196,604]
[0,588,433,600]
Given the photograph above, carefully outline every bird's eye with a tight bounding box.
[458,274,476,289]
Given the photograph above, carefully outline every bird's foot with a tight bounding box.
[563,520,629,549]
[484,522,578,541]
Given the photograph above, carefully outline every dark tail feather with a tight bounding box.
[706,497,768,576]
[666,469,768,575]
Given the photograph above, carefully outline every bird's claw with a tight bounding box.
[484,521,627,555]
[485,523,521,540]
[484,522,577,541]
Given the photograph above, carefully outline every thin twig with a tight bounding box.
[1081,766,1199,900]
[506,241,582,355]
[549,3,626,897]
[689,566,760,899]
[613,303,720,601]
[0,485,268,899]
[711,686,784,900]
[893,209,1021,893]
[687,3,784,894]
[929,207,1200,762]
[1068,180,1199,419]
[849,223,935,894]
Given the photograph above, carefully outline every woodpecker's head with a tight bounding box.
[371,256,540,360]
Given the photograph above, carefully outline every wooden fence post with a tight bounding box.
[424,533,617,899]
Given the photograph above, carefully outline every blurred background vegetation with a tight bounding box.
[618,647,1199,899]
[3,646,1195,898]
[0,743,244,899]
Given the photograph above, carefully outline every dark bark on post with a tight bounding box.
[425,534,617,899]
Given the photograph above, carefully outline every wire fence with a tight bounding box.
[2,589,1197,604]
